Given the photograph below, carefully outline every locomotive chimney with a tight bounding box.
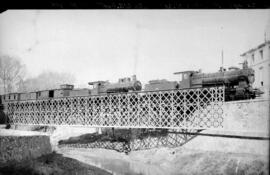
[132,75,137,81]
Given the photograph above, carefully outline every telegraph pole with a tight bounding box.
[133,24,140,76]
[221,49,224,69]
[220,26,224,72]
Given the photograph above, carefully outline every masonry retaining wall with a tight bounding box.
[184,98,269,155]
[222,98,269,136]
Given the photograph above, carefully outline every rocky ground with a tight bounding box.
[59,147,269,175]
[0,151,111,175]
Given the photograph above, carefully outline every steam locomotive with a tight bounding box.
[88,75,142,95]
[145,61,262,101]
[0,61,262,103]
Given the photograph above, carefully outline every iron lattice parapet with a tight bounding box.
[4,86,224,129]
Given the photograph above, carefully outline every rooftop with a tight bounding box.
[240,40,270,57]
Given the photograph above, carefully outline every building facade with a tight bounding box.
[241,40,270,98]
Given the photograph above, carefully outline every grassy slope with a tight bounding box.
[0,152,112,175]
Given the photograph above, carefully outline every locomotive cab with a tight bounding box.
[174,71,197,89]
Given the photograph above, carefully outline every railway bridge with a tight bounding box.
[3,87,225,130]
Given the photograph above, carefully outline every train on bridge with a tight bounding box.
[0,60,263,104]
[145,60,262,101]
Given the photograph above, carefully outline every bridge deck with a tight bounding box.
[4,87,224,129]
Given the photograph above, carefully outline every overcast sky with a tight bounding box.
[0,10,269,87]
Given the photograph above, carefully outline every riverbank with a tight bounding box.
[0,151,112,175]
[0,128,112,175]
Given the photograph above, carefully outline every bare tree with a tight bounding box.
[18,71,76,92]
[0,55,26,94]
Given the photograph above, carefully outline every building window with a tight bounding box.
[251,54,255,63]
[259,66,263,87]
[259,50,263,60]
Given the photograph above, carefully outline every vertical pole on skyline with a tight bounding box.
[133,23,141,76]
[220,26,224,70]
[221,49,224,69]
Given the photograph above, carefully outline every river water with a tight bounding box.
[58,148,177,175]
